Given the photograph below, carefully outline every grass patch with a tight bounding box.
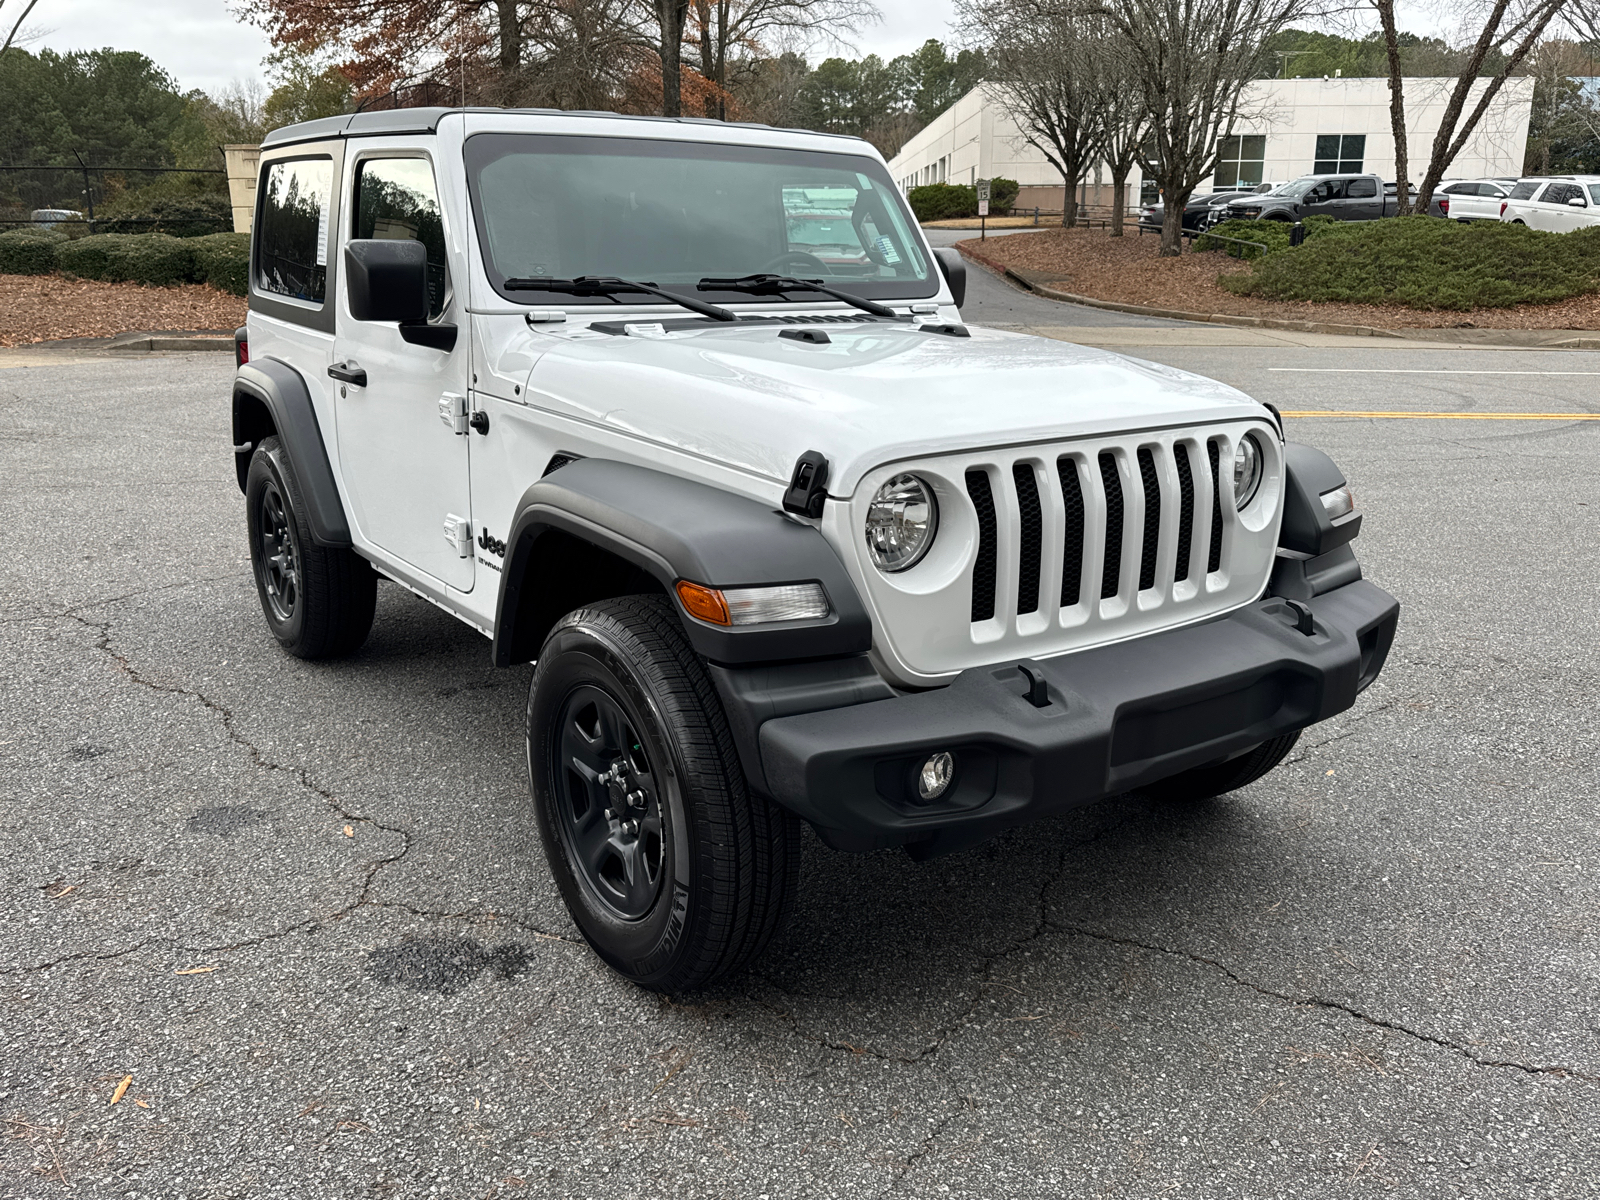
[1208,216,1600,310]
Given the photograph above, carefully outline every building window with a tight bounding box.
[1313,134,1365,174]
[1140,179,1159,207]
[1214,135,1266,187]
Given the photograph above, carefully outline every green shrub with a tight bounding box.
[1194,214,1343,259]
[58,233,200,287]
[988,177,1020,215]
[909,183,978,222]
[0,227,65,274]
[1218,216,1600,310]
[190,231,250,295]
[99,194,233,238]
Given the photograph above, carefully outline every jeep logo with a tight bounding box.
[477,528,507,557]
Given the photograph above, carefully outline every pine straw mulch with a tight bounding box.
[958,227,1600,331]
[0,275,246,347]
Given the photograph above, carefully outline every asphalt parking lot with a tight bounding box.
[3,305,1600,1198]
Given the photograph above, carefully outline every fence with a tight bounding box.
[0,161,230,234]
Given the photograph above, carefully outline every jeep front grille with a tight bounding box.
[968,438,1228,623]
[843,421,1283,684]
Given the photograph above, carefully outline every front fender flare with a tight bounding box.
[493,459,871,668]
[232,358,351,547]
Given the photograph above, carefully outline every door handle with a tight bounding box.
[328,361,367,386]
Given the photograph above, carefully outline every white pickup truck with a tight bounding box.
[231,107,1399,990]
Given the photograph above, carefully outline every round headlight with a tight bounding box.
[1233,435,1264,509]
[864,473,938,573]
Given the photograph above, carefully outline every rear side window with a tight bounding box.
[1509,181,1540,200]
[1347,178,1376,198]
[255,158,332,304]
[354,158,449,319]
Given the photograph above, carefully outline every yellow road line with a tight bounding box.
[1281,410,1600,421]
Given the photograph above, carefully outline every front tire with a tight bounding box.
[527,595,798,992]
[245,436,376,659]
[1143,731,1301,803]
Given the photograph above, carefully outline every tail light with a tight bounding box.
[1439,197,1449,216]
[1500,200,1508,217]
[234,325,249,368]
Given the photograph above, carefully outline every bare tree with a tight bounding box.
[1377,0,1572,217]
[689,0,876,120]
[1,0,43,55]
[1098,96,1149,237]
[1093,0,1307,256]
[956,0,1114,227]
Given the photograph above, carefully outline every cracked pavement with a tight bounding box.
[2,345,1599,1198]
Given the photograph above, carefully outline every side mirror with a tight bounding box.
[933,247,966,309]
[344,239,428,323]
[1570,198,1587,208]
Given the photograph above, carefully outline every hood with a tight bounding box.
[519,320,1269,496]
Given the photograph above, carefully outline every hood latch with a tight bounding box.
[782,450,830,519]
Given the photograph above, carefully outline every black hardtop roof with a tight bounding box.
[259,106,863,151]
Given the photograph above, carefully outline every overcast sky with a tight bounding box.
[20,0,1446,100]
[19,0,960,95]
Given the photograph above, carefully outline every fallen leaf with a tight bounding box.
[110,1075,132,1106]
[174,965,218,975]
[1325,769,1336,776]
[134,1099,151,1109]
[344,825,353,837]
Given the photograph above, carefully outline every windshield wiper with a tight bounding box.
[697,274,903,320]
[503,275,735,322]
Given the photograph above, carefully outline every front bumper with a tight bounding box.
[754,580,1398,856]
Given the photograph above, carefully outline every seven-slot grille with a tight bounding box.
[965,434,1237,630]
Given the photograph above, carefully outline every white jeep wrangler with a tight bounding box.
[231,108,1399,991]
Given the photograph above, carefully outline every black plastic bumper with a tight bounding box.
[752,580,1398,857]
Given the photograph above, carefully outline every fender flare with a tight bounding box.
[492,458,872,668]
[232,358,352,548]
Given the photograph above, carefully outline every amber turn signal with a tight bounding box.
[675,580,730,626]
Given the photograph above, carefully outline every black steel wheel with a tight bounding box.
[245,436,376,659]
[257,480,300,623]
[1142,730,1302,804]
[528,595,798,992]
[552,684,668,920]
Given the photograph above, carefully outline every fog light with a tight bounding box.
[918,752,955,801]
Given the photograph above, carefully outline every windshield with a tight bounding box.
[465,133,934,305]
[1275,179,1319,200]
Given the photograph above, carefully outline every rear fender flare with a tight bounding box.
[231,358,351,548]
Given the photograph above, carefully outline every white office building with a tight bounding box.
[887,76,1536,212]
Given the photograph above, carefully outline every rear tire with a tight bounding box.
[527,595,798,992]
[245,436,376,659]
[1143,731,1301,803]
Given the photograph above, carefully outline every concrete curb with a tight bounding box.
[108,333,234,352]
[953,240,1599,347]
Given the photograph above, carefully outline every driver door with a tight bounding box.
[332,152,474,593]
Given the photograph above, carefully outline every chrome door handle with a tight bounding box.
[328,361,367,386]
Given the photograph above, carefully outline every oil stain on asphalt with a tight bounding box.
[185,805,269,836]
[366,936,537,995]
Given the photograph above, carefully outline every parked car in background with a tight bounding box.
[1500,177,1600,232]
[1139,189,1259,233]
[1427,179,1517,221]
[29,208,83,229]
[1219,174,1401,223]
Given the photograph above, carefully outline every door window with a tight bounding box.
[255,158,332,304]
[354,158,449,319]
[1312,135,1365,174]
[1541,183,1576,206]
[1590,185,1600,205]
[1346,178,1376,199]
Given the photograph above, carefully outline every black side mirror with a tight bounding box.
[933,247,966,309]
[344,239,428,323]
